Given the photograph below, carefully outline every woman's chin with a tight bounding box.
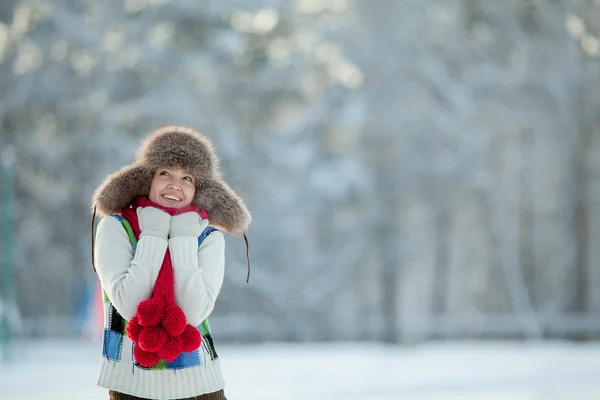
[148,195,192,209]
[150,197,181,209]
[161,200,185,208]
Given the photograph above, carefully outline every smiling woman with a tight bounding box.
[148,168,196,209]
[89,125,251,400]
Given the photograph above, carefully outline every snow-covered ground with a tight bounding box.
[1,339,599,400]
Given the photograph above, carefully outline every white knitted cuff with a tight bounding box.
[133,235,169,267]
[169,237,200,270]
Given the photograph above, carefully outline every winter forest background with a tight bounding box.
[1,0,600,348]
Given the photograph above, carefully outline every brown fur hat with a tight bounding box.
[92,125,251,235]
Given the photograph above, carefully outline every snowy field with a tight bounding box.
[1,339,599,400]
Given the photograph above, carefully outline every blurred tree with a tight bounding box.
[2,0,600,342]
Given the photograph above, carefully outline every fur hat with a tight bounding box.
[91,125,251,235]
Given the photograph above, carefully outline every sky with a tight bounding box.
[1,339,599,400]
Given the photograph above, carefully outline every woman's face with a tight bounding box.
[148,167,196,208]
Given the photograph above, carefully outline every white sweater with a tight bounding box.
[94,214,226,399]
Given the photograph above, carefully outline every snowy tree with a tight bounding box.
[1,0,600,342]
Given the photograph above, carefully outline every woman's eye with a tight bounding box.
[159,170,169,176]
[183,176,193,182]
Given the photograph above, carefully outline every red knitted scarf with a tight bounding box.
[121,196,208,367]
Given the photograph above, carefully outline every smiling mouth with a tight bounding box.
[162,194,182,202]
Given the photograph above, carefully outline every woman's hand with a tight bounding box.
[137,206,172,239]
[170,211,208,238]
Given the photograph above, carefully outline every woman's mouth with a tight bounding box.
[162,194,182,203]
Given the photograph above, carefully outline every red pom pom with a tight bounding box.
[157,335,183,362]
[137,298,165,327]
[161,304,186,337]
[133,345,160,368]
[138,325,168,352]
[126,316,143,343]
[180,324,202,353]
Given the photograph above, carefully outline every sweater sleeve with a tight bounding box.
[169,230,225,326]
[94,216,167,320]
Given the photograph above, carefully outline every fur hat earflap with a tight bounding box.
[91,125,251,235]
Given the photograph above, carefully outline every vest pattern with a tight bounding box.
[101,215,219,370]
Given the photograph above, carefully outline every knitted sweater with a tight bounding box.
[93,210,226,399]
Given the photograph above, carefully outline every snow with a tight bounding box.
[1,339,599,399]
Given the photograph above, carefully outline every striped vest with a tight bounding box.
[100,214,220,370]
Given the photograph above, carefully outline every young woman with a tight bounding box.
[91,126,251,400]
